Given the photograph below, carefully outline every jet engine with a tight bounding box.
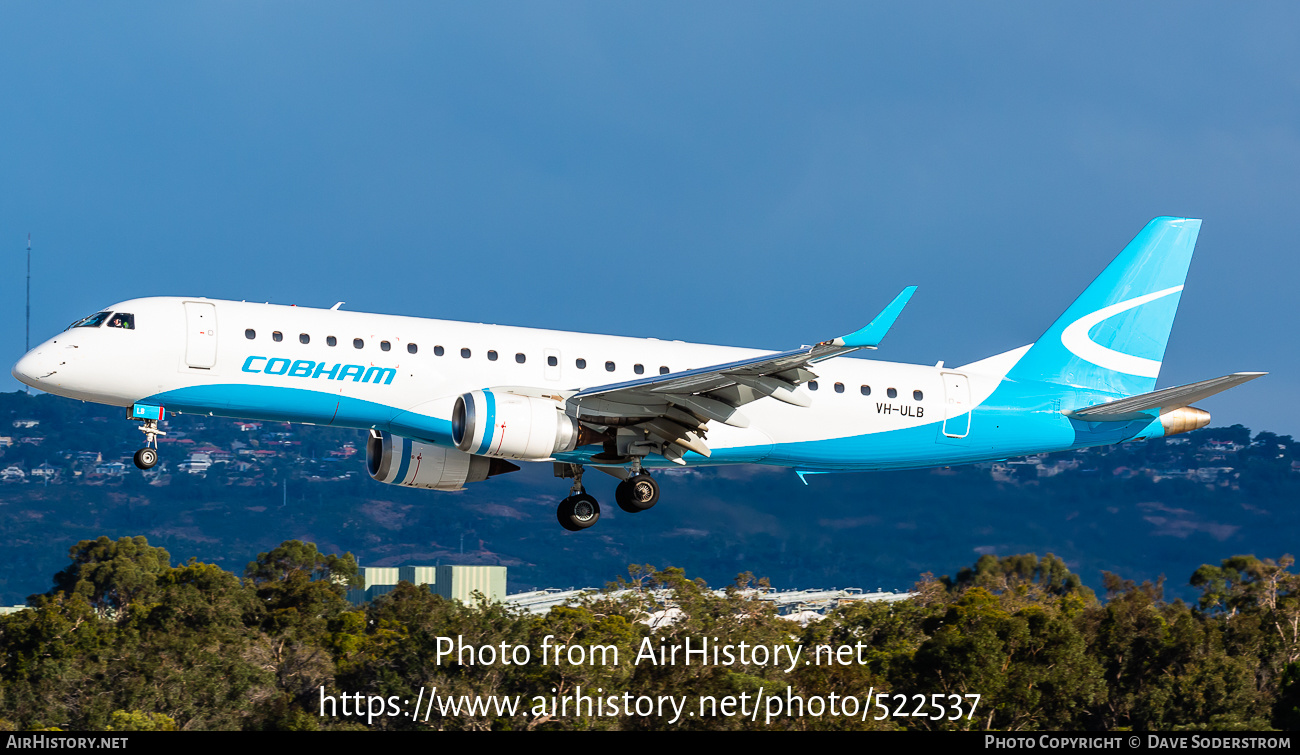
[366,431,517,490]
[1160,406,1212,436]
[452,389,582,460]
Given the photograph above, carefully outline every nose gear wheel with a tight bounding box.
[133,447,158,470]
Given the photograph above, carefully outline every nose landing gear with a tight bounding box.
[127,405,166,470]
[133,447,158,470]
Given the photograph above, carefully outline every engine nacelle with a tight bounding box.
[366,432,517,490]
[452,389,580,460]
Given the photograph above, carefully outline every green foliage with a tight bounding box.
[43,536,171,620]
[0,535,356,730]
[245,540,358,639]
[106,710,177,731]
[6,539,1300,730]
[943,553,1096,602]
[1272,662,1300,730]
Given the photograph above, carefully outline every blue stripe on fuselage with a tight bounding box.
[143,377,1154,473]
[552,378,1153,471]
[140,384,454,445]
[749,380,1153,470]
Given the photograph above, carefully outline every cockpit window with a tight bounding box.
[106,313,135,330]
[70,312,111,329]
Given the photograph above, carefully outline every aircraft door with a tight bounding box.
[941,372,971,438]
[544,348,561,381]
[184,301,218,369]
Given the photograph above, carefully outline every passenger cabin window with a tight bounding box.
[887,388,898,399]
[487,350,498,361]
[71,312,111,329]
[861,385,871,396]
[808,381,819,391]
[381,341,391,352]
[515,353,526,364]
[913,390,924,401]
[353,338,364,349]
[273,331,284,342]
[107,313,135,329]
[408,343,418,354]
[245,329,256,340]
[605,361,615,372]
[634,364,645,375]
[461,348,471,358]
[326,336,337,346]
[547,355,558,367]
[834,382,844,393]
[660,366,670,375]
[299,334,310,344]
[434,346,445,356]
[576,358,587,369]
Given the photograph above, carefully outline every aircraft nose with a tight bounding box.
[12,350,51,388]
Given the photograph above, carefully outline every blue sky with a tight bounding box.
[2,3,1296,434]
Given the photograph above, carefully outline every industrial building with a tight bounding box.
[347,564,506,606]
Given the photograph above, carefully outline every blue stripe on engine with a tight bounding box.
[394,436,413,484]
[475,390,497,455]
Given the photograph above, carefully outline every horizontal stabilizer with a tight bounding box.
[1066,372,1265,421]
[832,286,916,348]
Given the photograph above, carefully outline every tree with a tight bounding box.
[41,536,171,621]
[943,553,1095,603]
[901,587,1105,730]
[1192,555,1300,664]
[106,710,178,731]
[244,540,358,638]
[0,593,117,729]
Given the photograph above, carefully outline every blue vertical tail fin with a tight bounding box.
[1005,217,1201,396]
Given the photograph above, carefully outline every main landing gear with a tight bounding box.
[557,491,600,532]
[554,462,660,531]
[615,472,660,513]
[556,465,600,531]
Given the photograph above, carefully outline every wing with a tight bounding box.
[568,287,916,463]
[1065,372,1265,422]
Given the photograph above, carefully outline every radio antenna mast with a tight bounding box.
[25,233,31,393]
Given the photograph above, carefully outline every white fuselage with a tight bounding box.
[13,296,1031,471]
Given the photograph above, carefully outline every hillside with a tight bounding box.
[1,390,1297,604]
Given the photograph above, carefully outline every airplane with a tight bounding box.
[11,217,1264,531]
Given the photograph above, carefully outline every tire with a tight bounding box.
[615,474,659,513]
[133,447,158,470]
[557,493,600,531]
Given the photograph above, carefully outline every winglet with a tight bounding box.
[831,286,917,348]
